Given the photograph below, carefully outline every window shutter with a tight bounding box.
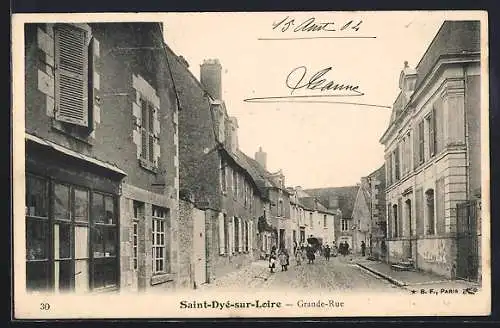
[238,220,243,252]
[413,125,419,169]
[141,128,147,159]
[218,214,225,255]
[228,217,234,255]
[54,24,89,126]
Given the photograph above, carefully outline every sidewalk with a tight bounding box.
[355,257,481,291]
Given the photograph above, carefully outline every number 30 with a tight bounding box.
[40,303,50,310]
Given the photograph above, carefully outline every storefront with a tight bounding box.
[25,135,126,293]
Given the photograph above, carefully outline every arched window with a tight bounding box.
[392,204,399,238]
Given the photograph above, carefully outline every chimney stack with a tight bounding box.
[255,146,267,169]
[200,59,222,100]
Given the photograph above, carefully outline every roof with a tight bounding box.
[303,186,359,218]
[381,20,481,141]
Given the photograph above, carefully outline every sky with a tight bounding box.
[162,11,447,189]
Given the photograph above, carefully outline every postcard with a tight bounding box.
[11,10,490,319]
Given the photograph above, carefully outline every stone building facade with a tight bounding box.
[367,165,387,261]
[173,56,265,285]
[24,22,179,293]
[379,21,481,280]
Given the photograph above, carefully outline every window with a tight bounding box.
[244,182,248,207]
[220,160,227,193]
[234,217,240,252]
[218,214,226,255]
[425,189,435,235]
[92,192,117,289]
[233,170,238,197]
[428,109,436,157]
[26,175,50,291]
[393,147,400,181]
[278,199,284,217]
[392,204,399,238]
[140,97,156,165]
[309,212,313,227]
[25,175,119,293]
[132,201,144,271]
[418,120,425,164]
[323,215,327,228]
[54,24,90,127]
[223,214,229,254]
[152,206,166,274]
[387,153,393,185]
[244,221,249,252]
[341,219,348,231]
[415,188,424,236]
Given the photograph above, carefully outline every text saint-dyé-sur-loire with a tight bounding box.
[180,300,282,310]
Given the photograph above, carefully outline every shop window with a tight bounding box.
[25,175,118,292]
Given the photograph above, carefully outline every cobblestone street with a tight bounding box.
[199,255,405,293]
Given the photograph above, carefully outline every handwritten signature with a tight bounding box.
[286,66,363,96]
[272,16,363,33]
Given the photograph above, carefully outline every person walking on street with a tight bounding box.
[269,246,277,273]
[361,240,366,257]
[324,244,331,261]
[344,242,350,256]
[278,248,289,271]
[306,245,315,264]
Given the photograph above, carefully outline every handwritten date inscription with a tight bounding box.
[273,16,363,33]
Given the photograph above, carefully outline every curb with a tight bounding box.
[356,262,407,287]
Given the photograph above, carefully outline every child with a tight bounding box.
[278,249,288,271]
[269,246,277,273]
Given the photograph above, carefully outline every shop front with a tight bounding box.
[25,135,126,293]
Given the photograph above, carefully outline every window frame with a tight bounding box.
[25,174,119,293]
[152,206,167,275]
[139,96,158,169]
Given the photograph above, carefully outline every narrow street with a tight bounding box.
[201,255,405,293]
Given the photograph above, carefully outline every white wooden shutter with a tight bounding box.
[54,24,89,127]
[218,213,225,255]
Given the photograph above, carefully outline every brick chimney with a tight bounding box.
[200,59,222,100]
[255,146,267,169]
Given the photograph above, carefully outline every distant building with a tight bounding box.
[304,186,359,250]
[351,179,371,255]
[367,165,387,261]
[379,21,481,281]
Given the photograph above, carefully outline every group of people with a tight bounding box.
[268,245,290,273]
[268,240,368,272]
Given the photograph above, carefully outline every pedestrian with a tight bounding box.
[295,247,303,266]
[361,240,366,257]
[306,245,315,264]
[324,244,331,261]
[332,242,338,257]
[344,242,350,256]
[269,246,277,273]
[278,248,288,271]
